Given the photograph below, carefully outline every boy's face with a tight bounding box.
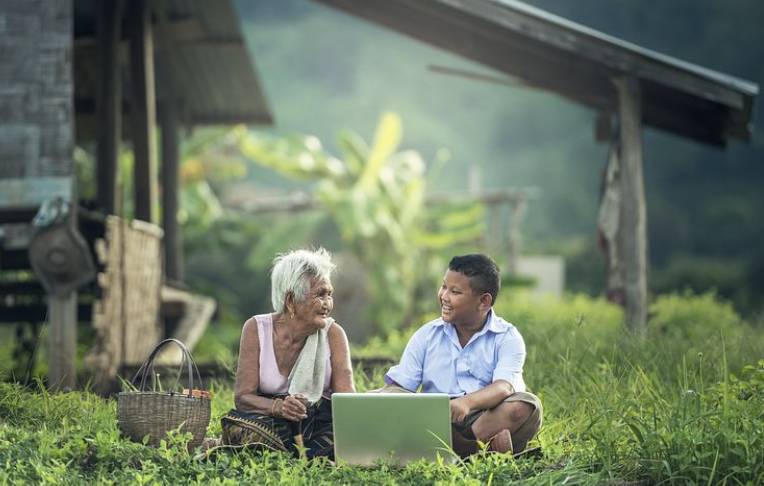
[437,269,487,327]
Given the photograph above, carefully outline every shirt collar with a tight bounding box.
[435,309,510,334]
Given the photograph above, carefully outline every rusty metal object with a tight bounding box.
[28,198,95,297]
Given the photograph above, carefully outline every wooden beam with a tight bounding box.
[0,249,30,270]
[598,140,625,305]
[47,293,78,391]
[615,76,648,333]
[173,38,243,47]
[0,207,38,224]
[506,197,527,275]
[314,0,756,145]
[154,7,189,282]
[96,0,124,215]
[226,187,538,214]
[0,303,93,324]
[188,113,275,125]
[128,0,158,223]
[0,281,45,296]
[160,101,183,282]
[156,286,216,364]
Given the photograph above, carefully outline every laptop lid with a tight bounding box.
[332,393,453,466]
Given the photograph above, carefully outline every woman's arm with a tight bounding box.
[233,318,273,414]
[328,322,355,393]
[233,317,307,421]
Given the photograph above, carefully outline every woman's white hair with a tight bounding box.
[270,247,335,313]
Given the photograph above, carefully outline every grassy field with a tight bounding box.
[1,292,762,485]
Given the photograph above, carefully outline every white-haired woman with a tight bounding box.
[220,248,354,459]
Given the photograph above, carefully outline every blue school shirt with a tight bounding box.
[384,310,527,396]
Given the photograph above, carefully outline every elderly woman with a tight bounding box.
[220,248,354,459]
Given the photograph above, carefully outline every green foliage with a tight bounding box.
[352,324,420,361]
[650,256,763,316]
[729,360,764,401]
[182,212,274,320]
[73,146,96,201]
[355,291,764,484]
[206,113,484,332]
[191,313,245,369]
[2,292,763,484]
[521,291,764,485]
[235,0,764,317]
[649,292,742,343]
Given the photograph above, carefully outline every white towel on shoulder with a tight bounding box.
[288,318,333,404]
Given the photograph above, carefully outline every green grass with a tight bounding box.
[1,291,763,485]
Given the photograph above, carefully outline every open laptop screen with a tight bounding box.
[332,393,453,466]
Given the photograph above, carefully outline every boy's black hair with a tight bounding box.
[448,254,500,305]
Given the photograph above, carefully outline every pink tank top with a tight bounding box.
[255,313,333,397]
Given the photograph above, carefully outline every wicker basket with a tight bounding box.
[117,339,211,450]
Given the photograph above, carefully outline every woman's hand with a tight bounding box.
[275,394,308,422]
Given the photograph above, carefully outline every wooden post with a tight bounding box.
[48,292,77,391]
[507,196,526,275]
[160,101,183,282]
[614,76,648,333]
[128,0,158,223]
[598,142,625,305]
[96,0,123,215]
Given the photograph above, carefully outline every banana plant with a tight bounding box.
[228,113,485,332]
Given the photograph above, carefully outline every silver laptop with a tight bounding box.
[332,393,454,466]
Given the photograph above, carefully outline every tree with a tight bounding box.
[211,112,485,332]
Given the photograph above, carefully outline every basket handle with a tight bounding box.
[131,338,203,394]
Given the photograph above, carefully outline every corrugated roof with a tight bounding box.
[155,0,272,125]
[73,0,272,138]
[316,0,757,146]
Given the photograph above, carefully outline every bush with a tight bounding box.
[2,292,763,484]
[649,291,742,342]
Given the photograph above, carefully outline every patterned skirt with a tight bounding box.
[221,396,334,459]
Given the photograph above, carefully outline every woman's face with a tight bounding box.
[293,277,334,330]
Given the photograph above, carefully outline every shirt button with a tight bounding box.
[457,358,471,373]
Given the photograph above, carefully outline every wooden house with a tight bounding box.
[0,0,272,390]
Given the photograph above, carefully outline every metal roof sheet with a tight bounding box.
[316,0,757,146]
[73,0,272,137]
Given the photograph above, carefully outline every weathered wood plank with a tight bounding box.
[95,0,124,215]
[127,0,158,223]
[0,177,72,208]
[0,207,38,224]
[0,281,45,296]
[85,216,163,391]
[48,292,78,390]
[159,101,183,282]
[0,303,92,323]
[598,140,625,306]
[615,76,648,333]
[228,188,537,214]
[156,286,216,365]
[0,0,77,388]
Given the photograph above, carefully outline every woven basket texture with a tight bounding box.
[116,338,211,450]
[118,391,210,449]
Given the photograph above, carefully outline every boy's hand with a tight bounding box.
[450,397,471,423]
